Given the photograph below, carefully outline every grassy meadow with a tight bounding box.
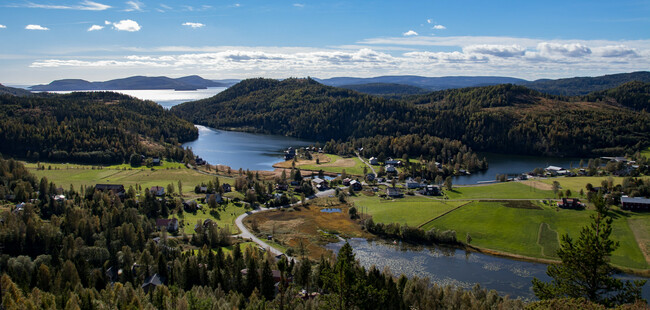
[447,182,555,199]
[298,154,368,176]
[350,194,466,227]
[422,201,649,270]
[173,201,249,235]
[538,176,650,194]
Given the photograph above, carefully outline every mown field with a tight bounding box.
[26,162,232,195]
[447,182,555,199]
[298,154,368,176]
[641,146,650,159]
[538,176,650,194]
[422,201,649,270]
[350,194,466,227]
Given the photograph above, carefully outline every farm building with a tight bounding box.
[621,196,650,211]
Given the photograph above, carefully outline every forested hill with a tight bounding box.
[0,92,197,164]
[583,81,650,111]
[524,71,650,96]
[0,83,32,97]
[339,83,430,98]
[172,78,650,157]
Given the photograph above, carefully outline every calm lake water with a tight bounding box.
[42,87,228,109]
[327,238,650,302]
[182,125,313,171]
[454,153,584,185]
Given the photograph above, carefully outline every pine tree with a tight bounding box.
[532,195,646,306]
[260,260,275,301]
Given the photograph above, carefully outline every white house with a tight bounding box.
[369,157,379,165]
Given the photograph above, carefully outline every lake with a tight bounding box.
[182,125,313,171]
[454,153,584,185]
[326,238,650,302]
[41,87,228,109]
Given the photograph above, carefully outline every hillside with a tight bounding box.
[583,81,650,111]
[172,78,650,157]
[317,75,528,90]
[30,75,228,91]
[525,71,650,96]
[339,83,429,97]
[0,92,197,164]
[0,83,32,96]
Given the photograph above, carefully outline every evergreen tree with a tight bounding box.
[260,260,275,301]
[532,196,646,306]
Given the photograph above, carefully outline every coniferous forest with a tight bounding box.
[171,78,650,160]
[0,92,197,164]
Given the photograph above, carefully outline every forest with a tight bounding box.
[0,92,198,164]
[171,78,650,158]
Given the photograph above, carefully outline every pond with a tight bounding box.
[454,153,585,185]
[326,238,650,302]
[182,125,313,171]
[320,208,342,213]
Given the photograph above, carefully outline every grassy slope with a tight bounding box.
[351,195,466,227]
[447,182,555,199]
[538,176,650,194]
[425,201,648,269]
[174,202,247,234]
[640,146,650,158]
[27,163,232,195]
[299,154,368,176]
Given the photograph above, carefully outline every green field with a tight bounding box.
[641,146,650,159]
[446,182,554,199]
[422,201,649,269]
[538,176,650,194]
[351,195,466,227]
[300,154,368,176]
[174,201,248,234]
[27,163,232,195]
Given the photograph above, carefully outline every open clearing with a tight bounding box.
[172,202,249,235]
[538,176,650,194]
[295,154,368,176]
[521,180,553,191]
[641,146,650,159]
[447,182,554,199]
[351,194,466,227]
[27,163,231,195]
[243,199,371,260]
[423,201,649,270]
[628,216,650,265]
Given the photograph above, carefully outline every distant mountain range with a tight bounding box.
[317,71,650,97]
[29,75,237,91]
[0,83,32,96]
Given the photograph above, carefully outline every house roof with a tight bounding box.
[150,186,164,191]
[142,273,163,287]
[312,178,326,184]
[621,196,650,204]
[386,187,401,195]
[545,166,563,171]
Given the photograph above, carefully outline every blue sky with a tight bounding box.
[0,0,649,84]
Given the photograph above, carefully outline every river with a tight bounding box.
[326,238,650,302]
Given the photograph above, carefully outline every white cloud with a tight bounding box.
[182,5,212,11]
[538,42,591,57]
[182,22,205,29]
[110,19,141,32]
[232,3,241,7]
[464,44,526,57]
[125,0,144,12]
[25,24,49,30]
[22,0,110,11]
[433,25,446,30]
[87,25,104,31]
[593,45,638,58]
[293,3,305,7]
[0,25,6,29]
[427,19,433,24]
[403,30,418,36]
[104,20,111,25]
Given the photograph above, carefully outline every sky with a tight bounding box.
[0,0,649,84]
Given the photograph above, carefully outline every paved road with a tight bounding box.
[234,188,336,261]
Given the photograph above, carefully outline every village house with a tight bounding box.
[557,198,585,209]
[150,186,165,196]
[621,196,650,211]
[385,164,397,173]
[386,187,403,198]
[222,183,232,193]
[342,178,352,186]
[350,180,363,191]
[13,202,25,215]
[275,183,289,191]
[311,178,328,190]
[194,156,206,166]
[155,218,179,232]
[284,147,296,160]
[419,185,441,196]
[366,174,375,182]
[545,166,568,176]
[95,184,126,198]
[385,158,402,166]
[152,157,161,166]
[142,273,164,293]
[405,178,421,189]
[369,157,379,165]
[206,193,223,204]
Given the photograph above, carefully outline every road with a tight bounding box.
[234,188,336,261]
[355,152,377,177]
